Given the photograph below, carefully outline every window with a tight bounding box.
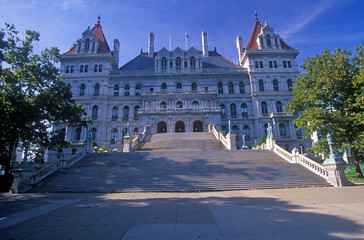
[134,105,140,120]
[228,82,234,94]
[135,83,141,96]
[114,84,119,96]
[176,101,183,109]
[273,79,279,91]
[160,101,167,109]
[190,57,196,69]
[123,106,129,120]
[266,35,271,47]
[279,123,286,136]
[184,61,187,68]
[287,79,293,91]
[261,101,268,115]
[269,61,277,68]
[258,80,264,92]
[122,128,127,137]
[230,103,237,118]
[84,65,88,73]
[274,38,278,47]
[99,65,103,72]
[124,84,130,96]
[239,82,245,94]
[283,61,287,68]
[85,39,90,50]
[254,61,263,68]
[80,84,85,96]
[133,127,139,135]
[75,128,82,141]
[161,57,167,70]
[94,65,98,72]
[232,125,239,140]
[161,82,167,91]
[92,42,95,51]
[176,82,182,91]
[241,103,248,118]
[176,57,181,71]
[112,106,118,120]
[66,66,70,73]
[80,65,84,73]
[111,128,118,142]
[70,66,74,73]
[94,83,100,96]
[218,82,223,94]
[287,61,292,68]
[295,125,302,138]
[260,38,264,47]
[91,128,97,141]
[276,101,283,112]
[192,101,199,110]
[264,123,268,135]
[170,61,173,68]
[220,103,226,118]
[92,105,98,119]
[243,125,250,138]
[192,82,197,91]
[284,60,292,68]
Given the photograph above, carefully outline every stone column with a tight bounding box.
[122,136,132,153]
[227,133,236,150]
[10,167,35,193]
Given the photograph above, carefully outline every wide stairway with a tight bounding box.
[30,133,330,193]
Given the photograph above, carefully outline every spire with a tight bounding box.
[97,14,101,25]
[255,11,258,22]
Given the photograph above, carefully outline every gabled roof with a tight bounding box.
[64,16,111,55]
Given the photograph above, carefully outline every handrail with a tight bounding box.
[297,153,328,179]
[66,149,87,167]
[209,124,230,149]
[131,126,149,150]
[273,144,294,163]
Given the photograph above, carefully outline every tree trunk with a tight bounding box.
[352,148,364,178]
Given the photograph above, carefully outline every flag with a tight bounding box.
[186,34,191,39]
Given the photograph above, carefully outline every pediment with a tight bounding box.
[82,27,96,40]
[172,46,184,56]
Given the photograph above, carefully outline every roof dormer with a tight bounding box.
[257,24,281,50]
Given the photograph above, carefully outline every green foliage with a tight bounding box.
[260,134,267,145]
[286,45,364,177]
[0,23,89,175]
[100,144,108,151]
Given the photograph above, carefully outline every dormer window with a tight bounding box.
[161,57,167,70]
[266,35,271,47]
[176,57,181,71]
[85,39,90,50]
[190,57,196,69]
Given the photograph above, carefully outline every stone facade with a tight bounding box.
[59,15,311,153]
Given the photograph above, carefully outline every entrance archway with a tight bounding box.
[157,121,167,133]
[175,121,185,132]
[193,120,203,132]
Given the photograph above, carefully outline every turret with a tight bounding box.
[148,32,154,56]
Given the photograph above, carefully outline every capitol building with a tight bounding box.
[60,14,310,152]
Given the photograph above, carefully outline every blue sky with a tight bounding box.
[1,0,363,68]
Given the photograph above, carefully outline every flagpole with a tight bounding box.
[185,32,187,50]
[169,34,171,51]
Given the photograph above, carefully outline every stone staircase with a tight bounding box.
[30,133,330,193]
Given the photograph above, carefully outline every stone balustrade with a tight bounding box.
[209,124,236,150]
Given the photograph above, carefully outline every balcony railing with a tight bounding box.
[141,90,216,96]
[138,107,221,114]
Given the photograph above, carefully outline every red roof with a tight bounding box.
[64,17,111,55]
[246,13,293,50]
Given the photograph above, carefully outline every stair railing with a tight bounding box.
[131,125,150,150]
[208,124,236,150]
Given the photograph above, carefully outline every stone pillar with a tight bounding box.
[227,133,236,150]
[208,124,216,133]
[123,136,132,152]
[324,161,349,187]
[291,147,299,163]
[10,168,35,193]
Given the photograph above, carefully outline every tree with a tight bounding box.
[0,23,89,184]
[286,45,364,177]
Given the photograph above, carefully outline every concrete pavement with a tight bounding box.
[1,186,364,240]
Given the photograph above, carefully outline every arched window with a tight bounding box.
[176,57,181,71]
[192,82,197,92]
[228,82,234,94]
[219,103,226,118]
[111,128,118,142]
[176,82,182,91]
[266,35,271,47]
[243,125,250,138]
[261,101,268,115]
[161,57,167,70]
[94,83,100,96]
[80,83,85,96]
[75,128,82,141]
[258,80,264,92]
[287,79,293,91]
[192,101,199,110]
[85,39,90,50]
[160,101,167,110]
[133,127,139,135]
[135,83,141,96]
[176,101,183,109]
[190,56,196,69]
[295,125,302,138]
[230,103,237,118]
[114,84,119,96]
[92,105,98,119]
[123,106,129,120]
[232,125,239,140]
[122,128,127,137]
[239,82,245,94]
[276,101,283,112]
[273,79,279,91]
[91,127,97,141]
[124,84,130,96]
[161,82,167,91]
[241,103,248,118]
[264,123,269,135]
[218,82,223,94]
[134,105,140,120]
[279,123,286,136]
[112,106,118,120]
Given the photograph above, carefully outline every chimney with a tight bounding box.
[236,36,243,64]
[148,32,154,56]
[202,31,208,56]
[113,39,120,67]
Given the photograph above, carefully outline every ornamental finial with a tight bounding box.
[97,14,101,25]
[255,11,258,22]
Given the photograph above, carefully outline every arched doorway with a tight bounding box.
[193,120,203,132]
[157,121,167,133]
[175,121,185,132]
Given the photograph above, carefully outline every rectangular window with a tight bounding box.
[255,61,259,68]
[80,65,84,73]
[273,61,277,68]
[70,66,74,73]
[99,65,103,72]
[259,61,263,68]
[269,61,273,68]
[287,61,292,68]
[84,65,88,72]
[94,65,98,72]
[66,66,70,73]
[283,61,287,68]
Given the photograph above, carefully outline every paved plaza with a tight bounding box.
[1,186,364,240]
